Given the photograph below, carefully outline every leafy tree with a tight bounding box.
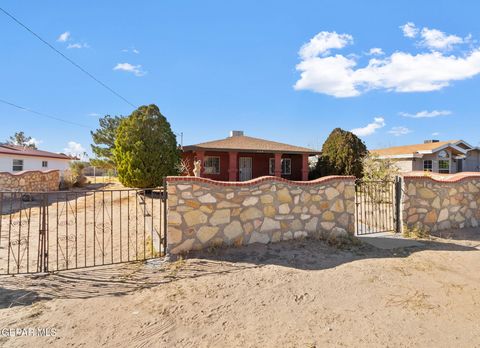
[90,115,124,169]
[313,128,367,178]
[362,153,399,181]
[7,131,37,149]
[113,104,179,188]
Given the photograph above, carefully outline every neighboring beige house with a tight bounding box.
[371,140,480,174]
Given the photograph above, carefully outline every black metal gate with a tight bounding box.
[0,185,167,275]
[355,177,401,235]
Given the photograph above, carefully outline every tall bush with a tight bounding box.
[113,104,179,188]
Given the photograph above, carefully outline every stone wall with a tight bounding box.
[0,170,60,192]
[402,174,480,233]
[166,175,356,254]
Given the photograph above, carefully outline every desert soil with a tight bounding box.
[1,229,480,347]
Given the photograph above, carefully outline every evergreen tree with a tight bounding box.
[314,128,367,178]
[113,104,179,188]
[7,131,37,149]
[90,115,123,169]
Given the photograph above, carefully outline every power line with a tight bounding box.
[0,6,137,108]
[0,98,90,128]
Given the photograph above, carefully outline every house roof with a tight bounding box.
[371,140,471,158]
[0,144,76,160]
[183,135,319,154]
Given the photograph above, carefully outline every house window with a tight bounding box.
[438,150,450,174]
[423,160,433,172]
[269,158,292,175]
[282,158,292,175]
[439,160,450,174]
[12,159,24,172]
[203,156,220,174]
[42,161,48,168]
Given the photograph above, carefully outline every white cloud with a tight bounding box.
[88,112,101,117]
[400,110,452,118]
[113,63,146,77]
[388,126,412,136]
[432,132,440,136]
[294,28,480,98]
[57,31,71,42]
[64,141,87,160]
[67,42,89,49]
[351,117,385,136]
[420,27,464,51]
[27,138,43,147]
[133,49,140,54]
[401,22,418,38]
[368,47,384,56]
[299,31,353,59]
[400,23,467,51]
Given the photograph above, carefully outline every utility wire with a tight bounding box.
[0,98,90,128]
[0,6,137,108]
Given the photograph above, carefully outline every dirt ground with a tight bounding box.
[1,229,480,347]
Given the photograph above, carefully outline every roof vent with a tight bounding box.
[424,139,440,144]
[229,130,244,137]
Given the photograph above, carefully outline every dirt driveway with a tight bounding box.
[1,230,480,347]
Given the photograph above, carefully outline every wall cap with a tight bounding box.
[166,175,355,187]
[403,172,480,183]
[0,169,60,176]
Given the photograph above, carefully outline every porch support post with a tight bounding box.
[274,153,282,177]
[228,151,238,181]
[301,153,309,181]
[196,150,205,177]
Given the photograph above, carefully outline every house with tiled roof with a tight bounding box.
[0,144,75,174]
[371,139,480,174]
[182,131,320,181]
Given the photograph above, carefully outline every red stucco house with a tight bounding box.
[182,131,319,181]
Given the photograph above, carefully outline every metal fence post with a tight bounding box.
[395,176,402,234]
[163,178,168,256]
[37,193,48,273]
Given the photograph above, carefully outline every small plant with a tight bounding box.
[403,224,429,239]
[176,158,192,176]
[207,240,224,254]
[144,236,162,258]
[327,233,362,249]
[68,161,87,187]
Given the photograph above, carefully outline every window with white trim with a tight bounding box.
[423,160,433,172]
[269,158,292,175]
[203,156,220,174]
[12,159,24,172]
[42,160,48,168]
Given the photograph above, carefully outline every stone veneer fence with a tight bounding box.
[0,170,60,192]
[402,174,480,233]
[166,175,356,254]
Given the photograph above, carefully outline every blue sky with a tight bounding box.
[1,0,480,158]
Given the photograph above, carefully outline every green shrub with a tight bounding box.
[113,104,180,188]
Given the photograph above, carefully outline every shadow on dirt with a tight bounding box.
[0,287,49,309]
[0,230,478,308]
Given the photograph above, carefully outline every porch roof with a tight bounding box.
[183,135,320,155]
